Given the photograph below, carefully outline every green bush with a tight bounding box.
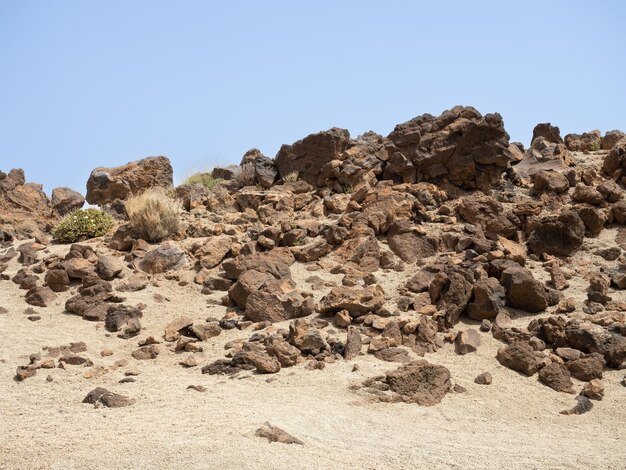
[52,208,114,243]
[183,172,222,189]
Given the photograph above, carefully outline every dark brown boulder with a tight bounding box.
[383,360,452,406]
[500,265,548,313]
[319,285,385,318]
[602,138,626,180]
[496,342,546,376]
[222,248,295,280]
[51,187,85,215]
[386,220,437,263]
[387,106,512,190]
[512,123,573,182]
[533,170,570,193]
[601,131,625,150]
[86,156,173,205]
[138,245,187,274]
[566,354,606,381]
[430,265,474,328]
[527,210,585,257]
[275,128,351,186]
[83,387,134,408]
[564,130,601,151]
[458,195,517,238]
[467,277,505,320]
[538,362,574,393]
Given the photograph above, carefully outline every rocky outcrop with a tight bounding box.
[387,106,513,190]
[0,168,54,238]
[86,156,173,205]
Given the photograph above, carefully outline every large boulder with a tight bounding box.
[275,128,351,186]
[512,123,573,182]
[527,210,585,257]
[601,130,625,151]
[496,342,546,376]
[138,245,187,274]
[382,360,452,406]
[500,265,548,313]
[86,156,173,205]
[387,106,513,190]
[564,130,601,152]
[467,277,505,320]
[602,138,626,182]
[0,168,52,238]
[457,195,517,238]
[51,187,85,215]
[240,149,278,189]
[386,220,437,263]
[319,285,385,318]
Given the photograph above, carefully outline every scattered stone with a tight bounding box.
[538,362,574,393]
[580,379,604,401]
[131,345,159,360]
[474,372,492,385]
[82,387,135,408]
[454,329,481,355]
[381,360,452,406]
[560,396,593,416]
[255,423,303,445]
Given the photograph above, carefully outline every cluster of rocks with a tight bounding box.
[0,168,84,240]
[4,106,626,413]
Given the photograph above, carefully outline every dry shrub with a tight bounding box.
[232,164,256,188]
[125,188,182,242]
[183,172,222,189]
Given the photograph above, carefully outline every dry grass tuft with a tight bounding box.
[126,188,182,242]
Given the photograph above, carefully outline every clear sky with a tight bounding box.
[1,0,625,194]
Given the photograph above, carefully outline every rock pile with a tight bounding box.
[3,106,626,415]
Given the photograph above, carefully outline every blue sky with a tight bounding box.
[1,1,625,193]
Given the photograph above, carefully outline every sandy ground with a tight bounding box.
[1,238,626,470]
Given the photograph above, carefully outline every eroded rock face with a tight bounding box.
[51,187,85,215]
[387,106,512,190]
[467,277,505,320]
[513,123,573,182]
[0,169,53,238]
[527,210,585,257]
[458,195,517,238]
[86,156,173,205]
[602,138,626,180]
[564,130,601,152]
[275,128,352,186]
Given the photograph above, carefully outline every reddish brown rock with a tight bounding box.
[500,265,548,313]
[538,362,574,393]
[383,360,452,406]
[386,220,437,263]
[496,342,546,376]
[83,387,135,408]
[527,210,585,257]
[51,187,85,215]
[86,156,173,205]
[319,285,385,318]
[25,287,57,307]
[467,277,505,320]
[454,329,481,355]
